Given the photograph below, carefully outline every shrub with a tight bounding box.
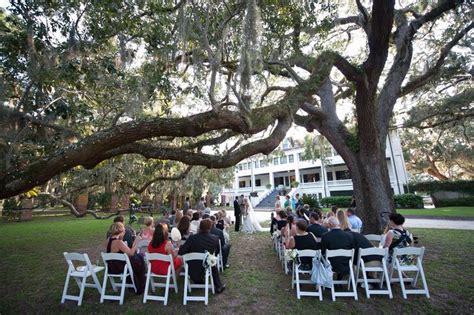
[301,194,320,209]
[435,197,474,207]
[394,193,423,208]
[320,196,352,208]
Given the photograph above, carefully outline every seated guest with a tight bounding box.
[337,209,352,231]
[210,215,231,268]
[106,222,146,293]
[177,215,191,240]
[282,215,297,248]
[346,208,362,231]
[382,213,413,262]
[190,211,201,234]
[321,217,355,279]
[178,219,226,294]
[307,212,328,238]
[106,215,136,247]
[286,219,319,270]
[141,217,154,241]
[148,223,183,275]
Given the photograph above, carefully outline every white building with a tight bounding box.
[221,130,409,207]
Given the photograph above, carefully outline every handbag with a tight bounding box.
[311,251,333,288]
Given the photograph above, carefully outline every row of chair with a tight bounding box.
[272,233,430,301]
[62,249,220,307]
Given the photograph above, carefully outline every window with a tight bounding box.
[280,155,287,164]
[288,154,294,163]
[239,181,246,188]
[335,170,351,180]
[273,157,279,165]
[255,179,261,186]
[326,171,333,181]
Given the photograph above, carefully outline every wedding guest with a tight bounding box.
[282,215,297,248]
[178,219,226,294]
[382,213,413,261]
[106,215,136,247]
[346,208,363,231]
[321,217,355,279]
[210,215,231,268]
[177,215,191,240]
[286,219,319,269]
[106,222,146,293]
[141,217,155,240]
[148,223,183,275]
[337,209,352,231]
[307,212,328,238]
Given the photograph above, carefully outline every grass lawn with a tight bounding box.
[0,216,473,314]
[397,207,474,218]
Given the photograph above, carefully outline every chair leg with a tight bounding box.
[61,272,71,304]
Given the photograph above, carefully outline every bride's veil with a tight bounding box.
[246,198,263,232]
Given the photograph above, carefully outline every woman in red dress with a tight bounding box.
[148,223,183,275]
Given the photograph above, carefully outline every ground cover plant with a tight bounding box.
[0,216,473,314]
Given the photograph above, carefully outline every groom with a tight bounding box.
[233,196,241,232]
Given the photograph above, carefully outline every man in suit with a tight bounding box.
[307,211,328,238]
[321,217,355,279]
[208,215,231,268]
[178,219,226,294]
[233,196,241,232]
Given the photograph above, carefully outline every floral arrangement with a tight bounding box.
[285,249,298,261]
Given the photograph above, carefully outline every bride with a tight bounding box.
[242,197,264,233]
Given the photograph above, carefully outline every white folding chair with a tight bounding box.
[217,240,224,273]
[356,247,393,299]
[143,253,178,305]
[136,239,150,255]
[390,247,430,299]
[182,253,215,305]
[364,234,383,247]
[292,250,322,300]
[100,252,137,305]
[61,252,104,306]
[326,249,358,301]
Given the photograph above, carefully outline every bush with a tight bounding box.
[410,180,474,194]
[435,197,474,207]
[394,193,423,208]
[320,196,352,208]
[301,194,320,209]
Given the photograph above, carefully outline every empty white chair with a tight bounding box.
[136,239,150,255]
[390,247,430,299]
[182,253,215,305]
[61,252,104,306]
[356,247,392,299]
[100,252,137,305]
[292,250,322,300]
[326,249,358,301]
[143,253,178,305]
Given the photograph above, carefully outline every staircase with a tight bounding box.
[255,189,279,208]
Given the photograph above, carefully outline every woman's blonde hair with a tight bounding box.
[144,217,154,227]
[337,209,352,230]
[111,222,125,236]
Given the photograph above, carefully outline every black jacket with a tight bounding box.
[178,232,220,284]
[307,223,328,238]
[321,228,355,275]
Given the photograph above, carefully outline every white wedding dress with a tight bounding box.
[242,200,264,233]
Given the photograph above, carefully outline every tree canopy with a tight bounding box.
[1,0,472,230]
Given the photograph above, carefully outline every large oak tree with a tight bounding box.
[1,0,471,232]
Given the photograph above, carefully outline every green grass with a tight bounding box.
[0,216,473,314]
[397,207,474,218]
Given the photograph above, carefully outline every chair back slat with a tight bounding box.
[326,249,354,258]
